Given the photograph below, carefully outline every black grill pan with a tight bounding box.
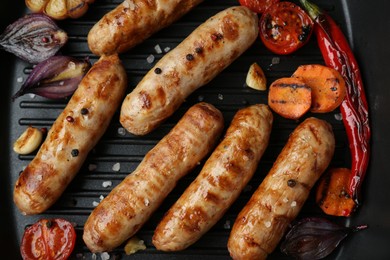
[1,0,390,259]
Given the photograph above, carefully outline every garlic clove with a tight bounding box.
[13,126,44,155]
[25,0,49,12]
[246,62,267,91]
[45,0,68,20]
[67,0,89,19]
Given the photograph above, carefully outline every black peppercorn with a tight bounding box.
[81,108,89,115]
[71,149,79,157]
[154,67,162,74]
[46,220,53,229]
[186,54,194,61]
[195,47,203,54]
[287,179,297,187]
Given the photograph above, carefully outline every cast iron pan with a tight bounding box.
[1,0,390,259]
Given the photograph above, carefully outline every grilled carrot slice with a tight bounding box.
[292,64,346,113]
[316,168,357,217]
[268,77,311,120]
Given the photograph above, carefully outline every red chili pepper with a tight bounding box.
[299,0,371,205]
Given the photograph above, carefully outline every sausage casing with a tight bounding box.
[88,0,204,55]
[228,117,335,260]
[120,6,258,135]
[83,102,224,252]
[152,104,273,251]
[13,55,127,215]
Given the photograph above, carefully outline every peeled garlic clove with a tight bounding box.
[67,0,89,19]
[14,126,43,155]
[45,0,68,20]
[0,13,68,63]
[25,0,49,12]
[246,62,267,91]
[12,55,91,100]
[124,236,146,255]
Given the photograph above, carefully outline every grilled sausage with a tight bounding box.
[83,102,224,252]
[228,117,335,260]
[152,104,273,251]
[13,55,127,215]
[88,0,204,55]
[120,6,258,135]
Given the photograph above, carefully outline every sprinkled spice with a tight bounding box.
[71,149,79,157]
[80,108,89,115]
[287,179,297,187]
[66,116,74,122]
[195,47,203,54]
[46,220,53,228]
[186,54,194,61]
[154,67,162,74]
[211,33,223,41]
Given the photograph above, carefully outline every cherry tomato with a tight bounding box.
[259,1,314,55]
[20,218,76,260]
[238,0,280,13]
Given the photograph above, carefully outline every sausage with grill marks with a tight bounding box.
[119,6,258,135]
[228,117,335,260]
[88,0,204,55]
[152,104,273,251]
[14,54,127,215]
[83,102,224,253]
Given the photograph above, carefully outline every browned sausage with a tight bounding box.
[152,104,273,251]
[83,102,224,252]
[119,6,258,135]
[228,117,335,260]
[13,55,128,215]
[88,0,204,55]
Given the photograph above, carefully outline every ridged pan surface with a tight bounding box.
[1,0,389,259]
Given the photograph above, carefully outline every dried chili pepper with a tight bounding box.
[299,0,371,205]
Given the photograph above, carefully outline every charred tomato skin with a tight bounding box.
[20,218,76,260]
[259,1,314,55]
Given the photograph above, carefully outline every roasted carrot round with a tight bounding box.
[292,64,346,113]
[268,77,311,120]
[316,168,357,217]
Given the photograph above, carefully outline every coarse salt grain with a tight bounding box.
[117,127,126,136]
[36,175,43,181]
[218,94,224,100]
[144,198,150,206]
[101,252,110,260]
[265,221,271,228]
[291,201,297,207]
[283,197,289,203]
[92,201,99,207]
[224,220,231,229]
[91,253,97,260]
[146,54,155,64]
[99,195,105,201]
[29,93,36,99]
[154,44,162,54]
[112,162,121,172]
[334,113,343,121]
[102,181,112,188]
[17,77,23,83]
[164,47,171,53]
[271,57,280,65]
